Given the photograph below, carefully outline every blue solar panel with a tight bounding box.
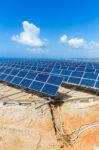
[68,66,76,71]
[83,73,98,80]
[95,81,99,88]
[0,59,99,97]
[0,74,7,80]
[29,81,44,91]
[25,72,37,80]
[35,73,49,82]
[76,67,85,71]
[43,68,52,73]
[30,67,37,71]
[96,69,99,73]
[10,69,19,75]
[42,84,59,96]
[80,79,95,87]
[0,67,6,73]
[5,75,14,82]
[61,70,72,76]
[17,70,27,77]
[68,77,81,84]
[47,75,63,86]
[71,71,84,77]
[52,68,61,74]
[4,68,12,74]
[11,77,22,85]
[36,67,44,72]
[85,68,95,72]
[63,76,69,82]
[19,79,32,87]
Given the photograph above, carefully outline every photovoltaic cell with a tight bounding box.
[4,68,12,74]
[19,79,32,87]
[10,69,19,75]
[29,81,44,91]
[52,68,61,74]
[68,77,81,84]
[80,79,95,87]
[42,84,58,96]
[47,75,63,86]
[95,81,99,88]
[35,73,49,82]
[0,74,7,80]
[61,70,72,76]
[25,72,37,80]
[85,68,95,72]
[43,68,52,73]
[63,76,69,82]
[83,73,98,80]
[17,70,27,77]
[76,67,85,71]
[11,77,22,85]
[5,75,14,82]
[71,71,84,77]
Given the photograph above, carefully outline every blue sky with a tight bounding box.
[0,0,99,58]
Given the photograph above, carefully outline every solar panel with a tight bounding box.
[68,77,81,84]
[85,68,95,72]
[47,75,63,86]
[52,68,62,74]
[10,69,19,75]
[95,81,99,88]
[17,70,28,77]
[19,79,32,88]
[4,68,12,74]
[83,73,98,80]
[11,77,22,85]
[5,75,14,82]
[35,73,49,82]
[0,59,99,95]
[71,71,84,77]
[29,81,44,91]
[63,76,69,82]
[96,69,99,73]
[0,74,7,80]
[0,61,63,97]
[25,72,37,80]
[43,68,52,73]
[61,70,72,76]
[41,84,59,96]
[80,79,95,87]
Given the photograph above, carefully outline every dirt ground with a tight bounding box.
[0,83,99,150]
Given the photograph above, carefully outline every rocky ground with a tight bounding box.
[0,83,99,150]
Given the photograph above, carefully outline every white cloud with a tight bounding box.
[60,34,99,49]
[60,34,68,44]
[68,38,85,48]
[12,21,48,47]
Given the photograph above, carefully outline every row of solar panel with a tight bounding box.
[1,61,99,69]
[0,62,99,68]
[0,60,99,91]
[1,64,99,76]
[63,76,99,88]
[1,66,99,80]
[0,70,63,97]
[0,67,98,81]
[0,60,99,64]
[0,66,99,89]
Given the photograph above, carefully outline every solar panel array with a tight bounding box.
[0,60,63,97]
[0,59,99,97]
